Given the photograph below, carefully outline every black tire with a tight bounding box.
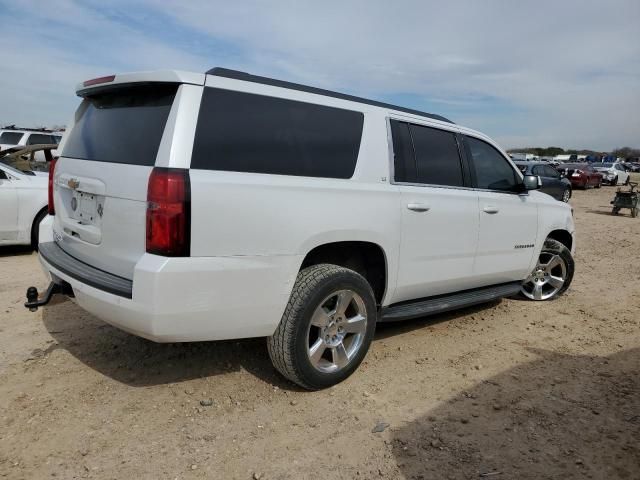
[624,177,630,186]
[632,207,638,219]
[611,176,618,186]
[30,208,48,250]
[520,238,574,301]
[595,180,601,189]
[267,264,377,390]
[612,207,620,215]
[561,188,571,203]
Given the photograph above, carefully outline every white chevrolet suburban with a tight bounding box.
[26,68,576,390]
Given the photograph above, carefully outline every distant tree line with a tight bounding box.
[507,146,640,158]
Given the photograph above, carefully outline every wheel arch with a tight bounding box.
[30,205,49,247]
[546,229,573,251]
[299,241,388,306]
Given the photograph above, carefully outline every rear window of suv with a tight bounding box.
[0,132,24,144]
[191,88,364,179]
[62,84,177,166]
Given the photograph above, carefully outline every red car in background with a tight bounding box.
[556,163,603,189]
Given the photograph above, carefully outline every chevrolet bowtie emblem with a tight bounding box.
[67,178,80,190]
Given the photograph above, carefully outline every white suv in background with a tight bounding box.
[0,128,62,161]
[594,162,630,186]
[26,68,576,389]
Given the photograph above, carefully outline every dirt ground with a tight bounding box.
[1,180,639,480]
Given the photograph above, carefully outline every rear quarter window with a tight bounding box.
[0,132,24,144]
[62,84,177,166]
[190,88,364,179]
[26,133,56,145]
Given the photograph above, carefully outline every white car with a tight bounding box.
[0,129,62,162]
[594,162,630,186]
[27,69,576,389]
[0,162,49,248]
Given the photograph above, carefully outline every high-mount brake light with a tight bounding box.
[83,75,116,87]
[146,168,190,257]
[48,157,57,215]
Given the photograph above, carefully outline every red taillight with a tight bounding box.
[48,157,57,215]
[146,168,190,257]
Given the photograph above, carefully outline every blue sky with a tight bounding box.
[0,0,638,151]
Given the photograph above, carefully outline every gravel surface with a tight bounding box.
[1,179,639,479]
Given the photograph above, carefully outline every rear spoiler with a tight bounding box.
[76,70,206,97]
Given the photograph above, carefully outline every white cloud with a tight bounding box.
[1,0,638,150]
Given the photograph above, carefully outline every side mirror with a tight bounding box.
[522,175,541,191]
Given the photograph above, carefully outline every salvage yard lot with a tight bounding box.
[1,180,639,479]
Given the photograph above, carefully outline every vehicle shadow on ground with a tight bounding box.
[0,245,34,258]
[41,299,503,390]
[392,347,639,480]
[586,209,637,219]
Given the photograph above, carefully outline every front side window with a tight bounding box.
[544,165,560,178]
[466,136,519,191]
[532,165,544,176]
[191,88,364,179]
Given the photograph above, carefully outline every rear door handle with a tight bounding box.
[483,205,499,214]
[407,203,430,212]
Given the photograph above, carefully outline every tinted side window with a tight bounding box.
[409,124,463,187]
[544,165,559,178]
[466,136,519,191]
[390,120,416,183]
[0,132,24,144]
[191,88,364,179]
[532,165,543,176]
[27,134,55,145]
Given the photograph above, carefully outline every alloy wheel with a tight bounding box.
[306,290,367,373]
[521,252,568,300]
[562,189,570,202]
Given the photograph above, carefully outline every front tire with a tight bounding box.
[561,188,571,203]
[267,264,377,390]
[611,176,618,186]
[521,238,574,301]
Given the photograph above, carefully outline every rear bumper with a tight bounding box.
[38,242,301,342]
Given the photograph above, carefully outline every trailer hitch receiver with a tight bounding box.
[24,281,73,312]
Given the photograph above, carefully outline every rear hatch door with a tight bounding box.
[52,83,178,279]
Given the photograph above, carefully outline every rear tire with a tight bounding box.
[561,188,571,203]
[30,208,48,251]
[267,264,377,390]
[624,177,630,186]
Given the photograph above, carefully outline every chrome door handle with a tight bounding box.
[407,203,430,212]
[483,205,499,214]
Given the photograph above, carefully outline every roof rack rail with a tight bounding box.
[1,125,62,133]
[205,67,453,124]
